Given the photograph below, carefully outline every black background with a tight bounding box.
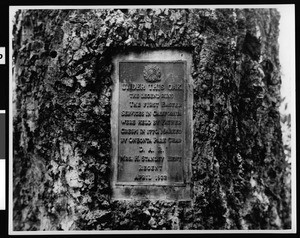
[0,0,298,238]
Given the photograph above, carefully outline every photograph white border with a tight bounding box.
[9,4,296,235]
[0,110,5,211]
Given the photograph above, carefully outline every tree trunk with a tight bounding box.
[12,8,290,230]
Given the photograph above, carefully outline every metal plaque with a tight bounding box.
[112,50,193,200]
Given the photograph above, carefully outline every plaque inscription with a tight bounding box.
[118,62,185,185]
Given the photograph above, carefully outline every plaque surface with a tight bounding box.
[111,50,193,200]
[118,62,185,185]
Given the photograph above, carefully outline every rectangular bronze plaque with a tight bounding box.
[118,62,185,185]
[112,50,192,200]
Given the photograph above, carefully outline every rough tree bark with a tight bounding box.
[12,8,290,230]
